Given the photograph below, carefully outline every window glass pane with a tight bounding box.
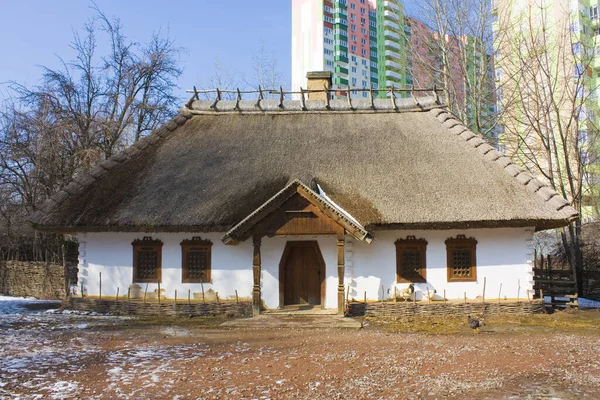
[187,248,209,280]
[138,249,158,280]
[451,249,472,277]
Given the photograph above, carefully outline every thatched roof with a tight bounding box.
[29,95,578,235]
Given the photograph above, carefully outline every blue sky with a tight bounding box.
[0,1,423,103]
[0,0,292,102]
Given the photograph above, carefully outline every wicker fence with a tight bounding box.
[347,300,545,317]
[0,261,67,299]
[66,298,252,318]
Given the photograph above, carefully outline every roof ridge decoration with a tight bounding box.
[185,85,443,112]
[185,89,443,114]
[221,179,373,245]
[430,108,578,222]
[28,113,193,227]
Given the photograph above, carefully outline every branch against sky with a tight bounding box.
[246,41,286,99]
[493,0,600,296]
[0,5,184,261]
[412,0,498,138]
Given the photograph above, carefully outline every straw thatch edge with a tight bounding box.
[429,108,578,227]
[28,113,193,229]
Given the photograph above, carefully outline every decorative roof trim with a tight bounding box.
[186,96,442,115]
[433,109,579,224]
[221,179,373,245]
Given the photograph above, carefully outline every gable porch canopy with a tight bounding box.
[221,179,373,245]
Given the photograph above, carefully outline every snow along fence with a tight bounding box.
[347,300,545,317]
[65,298,253,318]
[0,261,67,300]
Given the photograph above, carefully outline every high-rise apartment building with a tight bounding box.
[292,0,378,98]
[292,0,494,132]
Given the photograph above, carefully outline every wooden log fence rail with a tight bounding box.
[533,252,577,307]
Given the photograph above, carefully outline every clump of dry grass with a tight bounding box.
[368,309,600,335]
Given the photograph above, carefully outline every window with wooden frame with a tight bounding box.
[445,235,477,282]
[181,237,212,283]
[132,237,163,283]
[395,236,427,283]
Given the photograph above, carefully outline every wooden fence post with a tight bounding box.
[517,279,520,302]
[443,289,446,304]
[188,289,191,304]
[498,283,502,303]
[482,277,486,303]
[116,287,119,303]
[174,289,177,305]
[144,283,148,303]
[157,282,161,304]
[99,272,102,299]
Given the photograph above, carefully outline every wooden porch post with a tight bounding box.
[252,235,262,316]
[337,233,345,315]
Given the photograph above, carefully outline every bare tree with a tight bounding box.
[11,7,182,159]
[412,0,498,139]
[494,0,600,296]
[246,42,285,98]
[201,56,239,100]
[0,7,183,261]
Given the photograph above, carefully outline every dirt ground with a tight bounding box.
[1,310,600,399]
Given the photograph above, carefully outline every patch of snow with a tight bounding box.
[47,381,79,399]
[0,295,60,316]
[0,295,38,301]
[579,298,600,309]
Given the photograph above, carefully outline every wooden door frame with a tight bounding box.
[278,241,326,309]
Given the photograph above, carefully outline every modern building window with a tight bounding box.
[351,77,357,85]
[132,237,163,283]
[352,45,357,52]
[350,3,356,9]
[445,235,477,282]
[181,237,213,283]
[361,49,367,56]
[395,237,427,283]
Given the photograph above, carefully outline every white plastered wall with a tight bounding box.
[77,227,534,309]
[348,227,535,301]
[77,233,339,309]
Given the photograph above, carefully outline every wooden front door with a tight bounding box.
[280,241,325,306]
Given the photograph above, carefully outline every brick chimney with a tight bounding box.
[306,71,332,100]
